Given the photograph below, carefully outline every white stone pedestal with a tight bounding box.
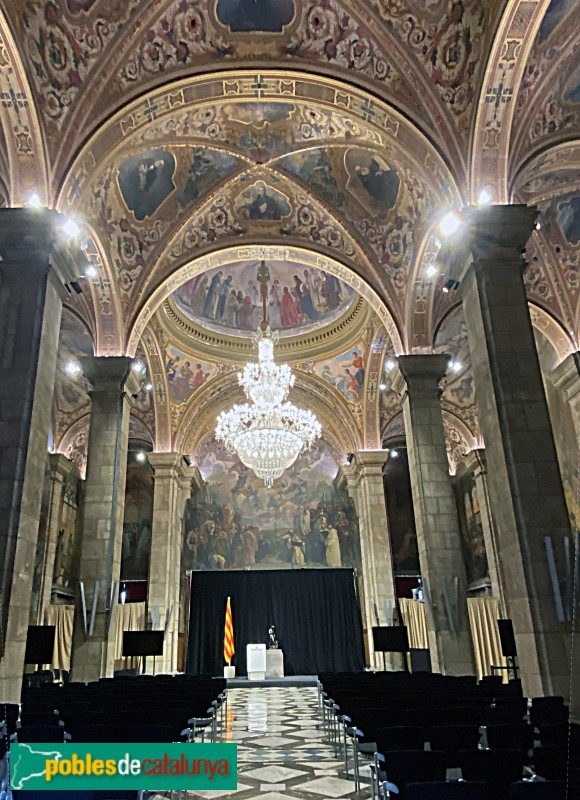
[224,666,235,678]
[266,649,284,678]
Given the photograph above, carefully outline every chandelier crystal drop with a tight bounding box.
[215,261,321,487]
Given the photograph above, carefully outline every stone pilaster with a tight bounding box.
[37,454,77,622]
[463,449,505,613]
[0,209,81,702]
[393,355,475,676]
[71,357,141,682]
[336,450,397,669]
[462,204,573,704]
[147,455,200,673]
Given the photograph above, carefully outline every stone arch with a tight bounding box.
[175,368,362,460]
[0,9,48,204]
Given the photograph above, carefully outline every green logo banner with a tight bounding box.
[10,743,237,791]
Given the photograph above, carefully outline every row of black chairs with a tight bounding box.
[318,672,578,799]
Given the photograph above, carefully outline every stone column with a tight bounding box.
[392,356,475,676]
[147,454,199,673]
[463,449,505,614]
[336,450,397,669]
[71,357,141,682]
[461,204,573,703]
[37,454,77,622]
[0,209,80,703]
[173,465,200,672]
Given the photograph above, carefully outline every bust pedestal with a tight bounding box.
[266,649,284,678]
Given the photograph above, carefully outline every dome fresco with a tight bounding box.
[171,259,356,338]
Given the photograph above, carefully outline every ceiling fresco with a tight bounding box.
[0,0,577,487]
[171,259,355,338]
[511,0,580,172]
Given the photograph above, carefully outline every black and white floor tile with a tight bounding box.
[149,687,371,800]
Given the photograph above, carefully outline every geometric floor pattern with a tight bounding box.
[148,687,372,800]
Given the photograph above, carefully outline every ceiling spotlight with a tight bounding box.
[385,359,396,371]
[85,265,97,279]
[379,383,387,391]
[442,278,460,294]
[136,451,147,464]
[62,218,80,239]
[28,192,41,208]
[145,382,153,391]
[535,220,542,230]
[438,211,461,237]
[425,264,438,278]
[449,360,462,373]
[64,360,82,377]
[389,449,399,458]
[132,360,146,375]
[478,189,492,206]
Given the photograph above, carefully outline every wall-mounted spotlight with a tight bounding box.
[389,449,399,459]
[384,359,396,371]
[425,265,438,278]
[65,360,82,377]
[28,192,42,208]
[145,382,153,392]
[62,218,80,239]
[135,451,147,464]
[85,265,97,279]
[442,279,460,294]
[132,360,146,375]
[438,211,461,237]
[379,383,387,391]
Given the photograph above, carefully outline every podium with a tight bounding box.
[266,649,284,677]
[247,644,266,680]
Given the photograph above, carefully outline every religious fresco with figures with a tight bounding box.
[454,467,488,588]
[121,460,154,582]
[313,344,366,403]
[163,345,216,406]
[172,260,355,337]
[181,440,360,572]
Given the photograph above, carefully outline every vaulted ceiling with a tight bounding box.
[1,0,579,472]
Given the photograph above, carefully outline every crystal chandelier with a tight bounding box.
[215,262,321,487]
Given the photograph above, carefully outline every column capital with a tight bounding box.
[550,352,580,404]
[148,452,184,475]
[462,204,538,261]
[48,452,77,481]
[0,208,82,287]
[463,447,487,478]
[81,356,141,396]
[392,353,450,396]
[334,461,357,492]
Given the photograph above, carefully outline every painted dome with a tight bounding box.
[170,259,356,338]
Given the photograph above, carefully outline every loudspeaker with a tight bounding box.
[409,648,432,673]
[122,630,164,657]
[25,626,56,664]
[372,625,409,653]
[498,619,517,658]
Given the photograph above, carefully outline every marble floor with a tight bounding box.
[149,686,371,800]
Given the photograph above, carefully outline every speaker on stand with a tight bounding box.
[497,619,519,681]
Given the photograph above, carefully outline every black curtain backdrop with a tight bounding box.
[186,568,365,676]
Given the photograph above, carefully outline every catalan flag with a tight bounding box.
[224,596,235,665]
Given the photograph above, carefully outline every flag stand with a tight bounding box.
[224,596,235,678]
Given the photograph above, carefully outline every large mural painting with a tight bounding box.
[454,468,488,587]
[172,260,354,337]
[121,460,154,581]
[535,331,580,531]
[182,440,360,573]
